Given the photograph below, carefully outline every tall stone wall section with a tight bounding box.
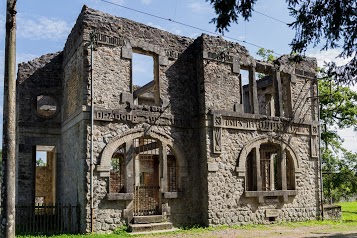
[200,35,320,225]
[16,53,62,205]
[73,7,204,232]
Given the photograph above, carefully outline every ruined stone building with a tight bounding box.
[16,6,321,233]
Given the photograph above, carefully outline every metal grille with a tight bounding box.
[134,186,160,216]
[133,138,161,216]
[15,204,80,235]
[168,155,177,192]
[110,144,125,193]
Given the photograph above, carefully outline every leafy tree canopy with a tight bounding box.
[207,0,356,85]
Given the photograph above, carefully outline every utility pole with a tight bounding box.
[1,0,17,237]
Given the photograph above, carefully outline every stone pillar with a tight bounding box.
[125,141,134,193]
[280,147,288,201]
[160,143,168,192]
[274,70,283,117]
[249,67,259,114]
[255,146,263,203]
[270,154,275,191]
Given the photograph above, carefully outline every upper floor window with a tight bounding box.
[132,51,160,106]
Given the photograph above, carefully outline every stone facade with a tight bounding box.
[16,6,321,233]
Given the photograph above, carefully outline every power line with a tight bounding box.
[100,0,282,56]
[253,9,289,26]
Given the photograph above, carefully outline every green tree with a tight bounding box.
[207,0,356,85]
[319,77,357,202]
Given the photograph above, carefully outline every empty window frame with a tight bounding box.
[35,145,56,206]
[110,144,126,193]
[240,69,251,113]
[132,51,159,106]
[36,95,58,118]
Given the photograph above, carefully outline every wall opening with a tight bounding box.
[36,95,58,118]
[35,145,56,206]
[110,144,125,193]
[240,69,251,113]
[132,51,159,106]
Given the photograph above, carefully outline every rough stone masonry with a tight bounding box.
[15,5,321,233]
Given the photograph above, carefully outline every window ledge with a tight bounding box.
[245,190,297,197]
[164,192,184,199]
[107,193,134,201]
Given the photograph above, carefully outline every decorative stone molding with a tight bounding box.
[97,126,188,179]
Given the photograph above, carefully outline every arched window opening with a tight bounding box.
[260,144,281,191]
[110,144,125,193]
[246,150,256,191]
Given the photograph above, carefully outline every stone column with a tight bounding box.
[270,154,275,191]
[280,147,288,201]
[274,70,283,116]
[255,146,263,203]
[125,141,135,193]
[249,67,259,114]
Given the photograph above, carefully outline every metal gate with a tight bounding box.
[133,138,161,216]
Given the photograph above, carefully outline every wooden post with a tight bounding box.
[1,0,17,237]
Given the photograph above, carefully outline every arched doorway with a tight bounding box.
[101,133,180,217]
[133,137,161,216]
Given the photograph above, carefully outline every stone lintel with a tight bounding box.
[255,61,273,75]
[107,193,134,200]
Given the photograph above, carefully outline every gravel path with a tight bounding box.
[142,225,357,238]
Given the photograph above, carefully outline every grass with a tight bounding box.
[17,201,357,238]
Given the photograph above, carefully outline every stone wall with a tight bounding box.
[16,53,63,205]
[16,5,320,233]
[71,7,204,232]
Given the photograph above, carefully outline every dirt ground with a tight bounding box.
[142,225,357,238]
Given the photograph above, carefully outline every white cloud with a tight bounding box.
[141,0,152,5]
[307,49,351,68]
[188,2,212,14]
[17,16,71,41]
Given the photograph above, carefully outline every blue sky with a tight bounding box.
[0,0,355,151]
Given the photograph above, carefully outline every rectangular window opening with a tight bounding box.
[256,71,276,116]
[35,145,56,207]
[240,69,251,113]
[132,51,159,106]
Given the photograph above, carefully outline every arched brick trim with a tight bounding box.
[236,136,301,177]
[97,126,187,176]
